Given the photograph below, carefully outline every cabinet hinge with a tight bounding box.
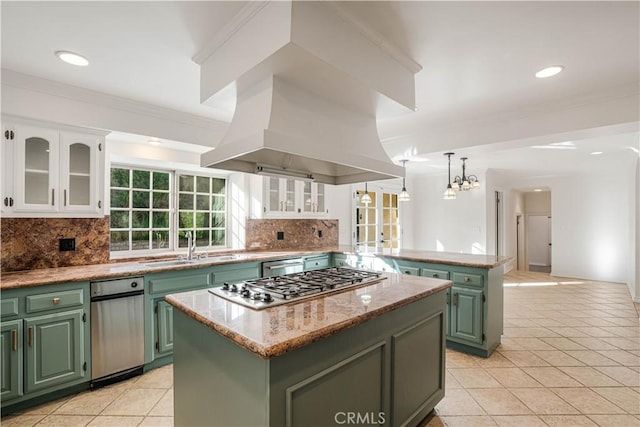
[83,362,87,371]
[263,206,266,213]
[482,293,486,303]
[482,333,486,342]
[155,341,159,351]
[82,313,87,322]
[98,143,102,151]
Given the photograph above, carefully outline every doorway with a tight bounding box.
[527,215,552,273]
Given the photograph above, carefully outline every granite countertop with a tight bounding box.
[0,250,329,290]
[165,272,452,359]
[334,245,510,268]
[0,247,509,290]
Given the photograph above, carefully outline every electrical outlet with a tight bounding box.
[59,238,76,251]
[277,231,284,240]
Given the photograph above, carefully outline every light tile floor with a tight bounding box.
[3,271,639,427]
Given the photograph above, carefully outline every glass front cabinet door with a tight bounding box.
[60,132,102,214]
[7,121,104,216]
[14,124,60,212]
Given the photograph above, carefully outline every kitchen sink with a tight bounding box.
[206,254,239,262]
[143,259,198,268]
[143,254,239,268]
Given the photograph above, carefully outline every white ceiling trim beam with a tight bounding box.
[1,70,228,147]
[380,87,639,159]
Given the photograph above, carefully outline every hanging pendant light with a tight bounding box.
[443,152,457,200]
[361,182,372,204]
[398,159,410,202]
[453,157,480,191]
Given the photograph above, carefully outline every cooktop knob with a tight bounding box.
[241,289,250,298]
[251,292,262,300]
[262,293,273,303]
[222,282,230,291]
[231,284,238,293]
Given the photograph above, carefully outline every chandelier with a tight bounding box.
[452,157,480,191]
[444,153,480,200]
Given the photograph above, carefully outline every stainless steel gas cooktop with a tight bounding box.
[208,267,385,310]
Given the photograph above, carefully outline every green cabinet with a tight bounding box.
[25,309,85,393]
[1,282,90,412]
[156,301,174,355]
[353,255,503,357]
[145,262,261,367]
[1,320,23,401]
[449,287,483,344]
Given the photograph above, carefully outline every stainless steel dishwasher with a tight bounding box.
[90,276,145,388]
[262,258,304,277]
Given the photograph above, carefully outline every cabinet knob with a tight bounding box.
[53,297,61,305]
[433,273,439,278]
[3,197,7,207]
[464,276,471,282]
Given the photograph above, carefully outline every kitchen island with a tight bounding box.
[166,272,452,427]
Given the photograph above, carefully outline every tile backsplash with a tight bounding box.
[1,217,110,272]
[246,219,339,250]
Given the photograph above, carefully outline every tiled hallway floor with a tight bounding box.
[3,271,639,427]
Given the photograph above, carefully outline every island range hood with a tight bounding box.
[195,2,422,185]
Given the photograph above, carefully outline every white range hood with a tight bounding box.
[195,1,422,185]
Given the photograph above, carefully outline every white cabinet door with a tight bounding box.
[302,182,328,215]
[60,132,103,214]
[13,124,60,213]
[264,177,297,215]
[1,125,16,214]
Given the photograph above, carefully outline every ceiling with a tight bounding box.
[2,1,638,179]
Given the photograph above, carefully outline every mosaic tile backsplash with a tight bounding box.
[246,218,339,250]
[1,217,110,272]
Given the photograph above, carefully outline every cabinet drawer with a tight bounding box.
[421,268,450,280]
[398,266,420,276]
[1,298,19,318]
[452,272,483,287]
[26,289,84,314]
[213,266,260,285]
[148,271,213,294]
[304,256,330,270]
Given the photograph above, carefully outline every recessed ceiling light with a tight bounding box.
[534,189,542,192]
[148,139,162,146]
[535,65,564,78]
[590,151,603,155]
[55,51,89,67]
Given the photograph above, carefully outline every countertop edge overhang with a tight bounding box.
[165,273,453,359]
[0,246,510,289]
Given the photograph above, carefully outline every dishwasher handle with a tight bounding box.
[90,290,144,303]
[265,261,304,270]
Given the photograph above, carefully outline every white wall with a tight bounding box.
[409,173,487,254]
[551,170,631,284]
[524,192,551,213]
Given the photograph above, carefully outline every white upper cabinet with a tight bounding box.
[263,177,329,217]
[60,132,102,214]
[2,118,105,217]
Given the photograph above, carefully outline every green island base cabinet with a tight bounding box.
[173,290,446,427]
[144,261,263,369]
[333,253,504,358]
[1,282,91,415]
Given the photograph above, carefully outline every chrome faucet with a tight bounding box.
[185,231,196,260]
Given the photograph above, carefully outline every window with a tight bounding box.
[177,174,226,248]
[354,188,400,249]
[109,166,226,254]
